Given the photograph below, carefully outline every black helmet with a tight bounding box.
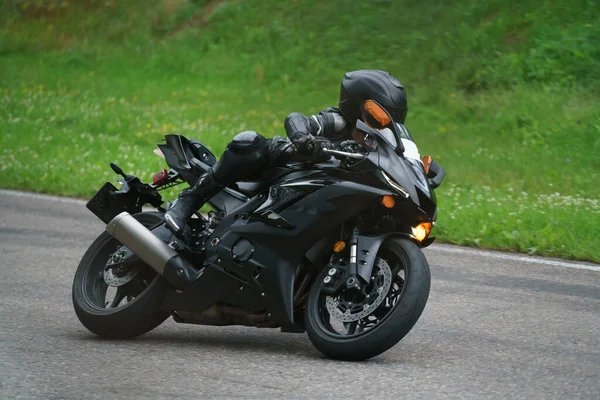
[339,70,408,126]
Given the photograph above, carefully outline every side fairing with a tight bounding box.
[204,175,392,329]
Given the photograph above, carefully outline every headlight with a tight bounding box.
[381,171,409,198]
[411,222,432,242]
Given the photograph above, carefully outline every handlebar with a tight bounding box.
[322,148,367,160]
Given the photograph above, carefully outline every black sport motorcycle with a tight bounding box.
[72,102,445,361]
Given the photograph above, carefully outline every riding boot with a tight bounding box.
[166,130,272,235]
[165,172,221,235]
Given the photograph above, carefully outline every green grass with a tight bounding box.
[1,0,599,262]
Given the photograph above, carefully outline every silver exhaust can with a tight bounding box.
[106,212,198,288]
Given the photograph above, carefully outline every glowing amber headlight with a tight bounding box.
[411,222,432,242]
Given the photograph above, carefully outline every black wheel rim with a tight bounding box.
[80,218,160,312]
[313,244,410,339]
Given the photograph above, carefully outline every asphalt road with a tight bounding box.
[1,189,599,400]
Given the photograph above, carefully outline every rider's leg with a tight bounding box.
[165,130,270,234]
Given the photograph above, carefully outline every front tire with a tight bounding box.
[304,237,431,361]
[72,212,170,339]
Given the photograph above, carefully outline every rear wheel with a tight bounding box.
[304,237,430,361]
[72,212,170,339]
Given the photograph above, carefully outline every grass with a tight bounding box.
[1,0,599,263]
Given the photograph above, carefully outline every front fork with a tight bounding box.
[321,224,382,295]
[345,225,361,289]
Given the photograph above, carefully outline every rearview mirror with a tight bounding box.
[362,100,391,129]
[360,100,405,156]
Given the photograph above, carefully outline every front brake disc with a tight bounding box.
[325,258,392,322]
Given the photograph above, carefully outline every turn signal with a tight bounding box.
[363,100,391,127]
[422,156,432,175]
[333,241,346,253]
[411,222,432,242]
[381,195,395,208]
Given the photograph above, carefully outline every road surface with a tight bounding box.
[1,189,599,399]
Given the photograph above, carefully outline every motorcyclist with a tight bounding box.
[164,69,409,234]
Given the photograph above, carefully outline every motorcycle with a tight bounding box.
[72,101,445,361]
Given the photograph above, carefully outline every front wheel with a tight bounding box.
[304,237,431,361]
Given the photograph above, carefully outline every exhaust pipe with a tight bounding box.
[106,212,199,289]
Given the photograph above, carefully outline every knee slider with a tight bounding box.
[212,131,269,184]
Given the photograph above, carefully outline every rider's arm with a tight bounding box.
[284,108,348,143]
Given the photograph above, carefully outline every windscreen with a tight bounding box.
[362,123,414,152]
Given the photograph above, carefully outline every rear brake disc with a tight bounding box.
[103,251,139,287]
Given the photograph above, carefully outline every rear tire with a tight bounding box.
[72,212,170,339]
[304,237,430,361]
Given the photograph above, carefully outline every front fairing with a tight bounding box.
[366,133,437,219]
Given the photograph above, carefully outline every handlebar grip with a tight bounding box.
[428,159,446,189]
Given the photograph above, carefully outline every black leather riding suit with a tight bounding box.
[165,108,356,234]
[207,108,352,188]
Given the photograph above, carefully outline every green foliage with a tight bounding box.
[523,22,600,86]
[1,0,599,262]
